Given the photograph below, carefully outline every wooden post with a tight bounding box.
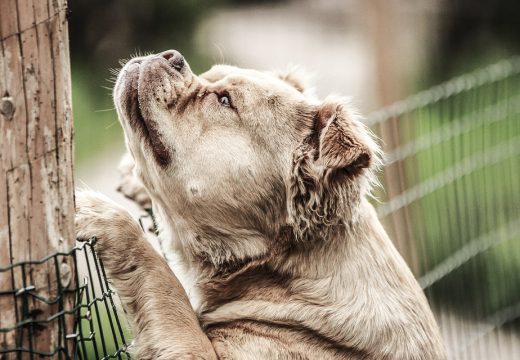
[0,0,75,357]
[363,0,419,274]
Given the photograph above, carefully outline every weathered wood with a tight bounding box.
[0,0,75,357]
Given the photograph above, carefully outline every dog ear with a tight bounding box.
[287,97,378,240]
[312,98,373,177]
[276,65,311,93]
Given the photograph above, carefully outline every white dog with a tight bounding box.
[76,50,446,359]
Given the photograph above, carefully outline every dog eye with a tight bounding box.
[218,94,231,107]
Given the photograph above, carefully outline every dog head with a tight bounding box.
[114,50,380,267]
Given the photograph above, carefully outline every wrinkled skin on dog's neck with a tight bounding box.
[114,52,446,359]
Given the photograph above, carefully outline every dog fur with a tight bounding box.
[75,50,446,359]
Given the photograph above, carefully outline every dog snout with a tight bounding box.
[126,56,145,67]
[160,50,185,72]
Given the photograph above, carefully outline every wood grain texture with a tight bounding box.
[0,0,75,356]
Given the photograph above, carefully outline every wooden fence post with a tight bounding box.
[0,0,75,357]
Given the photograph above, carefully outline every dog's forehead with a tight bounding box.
[199,65,302,101]
[200,64,296,91]
[200,64,270,82]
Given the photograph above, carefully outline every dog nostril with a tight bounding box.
[161,50,176,60]
[171,57,184,71]
[160,50,185,71]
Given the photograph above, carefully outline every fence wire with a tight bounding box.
[368,57,520,359]
[0,239,132,360]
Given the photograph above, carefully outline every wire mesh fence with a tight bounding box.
[368,57,520,359]
[0,239,132,359]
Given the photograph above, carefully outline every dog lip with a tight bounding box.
[137,101,172,167]
[118,62,172,167]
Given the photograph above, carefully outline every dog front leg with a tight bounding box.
[75,190,217,360]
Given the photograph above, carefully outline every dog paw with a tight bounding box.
[117,153,152,209]
[75,189,143,255]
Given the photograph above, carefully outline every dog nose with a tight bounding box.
[160,50,184,71]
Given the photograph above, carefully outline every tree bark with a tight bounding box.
[0,0,75,357]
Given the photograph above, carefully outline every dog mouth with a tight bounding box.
[116,50,193,167]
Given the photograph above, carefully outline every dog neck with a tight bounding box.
[196,199,445,358]
[154,185,371,280]
[192,197,376,308]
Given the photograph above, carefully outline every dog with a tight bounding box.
[75,49,446,359]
